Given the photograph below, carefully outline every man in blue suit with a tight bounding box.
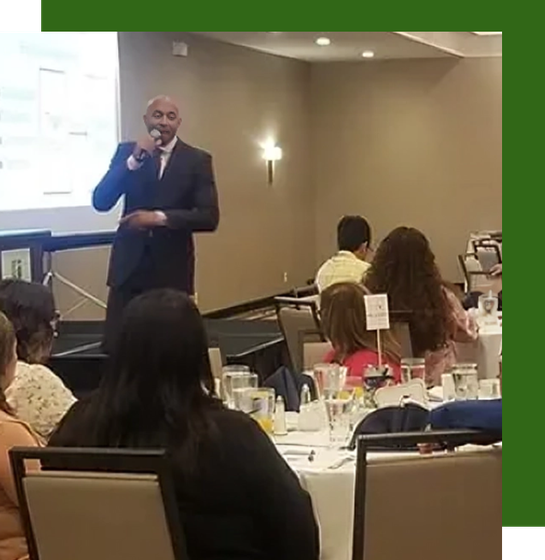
[93,95,220,350]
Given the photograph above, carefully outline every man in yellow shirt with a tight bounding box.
[316,216,373,293]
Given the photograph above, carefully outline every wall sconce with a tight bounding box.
[262,143,283,185]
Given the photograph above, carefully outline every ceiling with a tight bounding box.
[193,32,502,62]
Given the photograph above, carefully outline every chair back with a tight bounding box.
[303,341,333,370]
[352,432,502,560]
[9,448,188,560]
[458,253,493,293]
[475,241,502,274]
[275,297,323,373]
[390,321,413,359]
[389,311,414,359]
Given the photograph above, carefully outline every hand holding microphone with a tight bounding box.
[132,129,162,163]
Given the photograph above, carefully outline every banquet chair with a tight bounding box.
[9,448,188,560]
[458,253,493,293]
[352,431,502,560]
[303,341,333,370]
[389,312,414,359]
[475,241,502,274]
[275,297,324,373]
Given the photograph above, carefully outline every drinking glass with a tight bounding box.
[313,364,333,398]
[401,358,427,385]
[222,366,257,409]
[325,396,353,445]
[313,364,347,399]
[479,379,501,400]
[452,364,479,401]
[246,388,276,434]
[324,366,348,399]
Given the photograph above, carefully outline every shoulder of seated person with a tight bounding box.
[15,361,59,380]
[210,407,263,431]
[0,412,36,438]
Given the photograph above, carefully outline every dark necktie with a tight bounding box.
[153,148,163,178]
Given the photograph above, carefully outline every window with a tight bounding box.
[0,32,119,211]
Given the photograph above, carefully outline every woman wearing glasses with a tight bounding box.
[0,280,75,440]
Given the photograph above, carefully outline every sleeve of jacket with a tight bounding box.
[163,151,220,233]
[92,143,135,212]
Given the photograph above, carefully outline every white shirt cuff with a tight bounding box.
[127,155,143,171]
[154,211,168,226]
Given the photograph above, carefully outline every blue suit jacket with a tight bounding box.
[93,139,219,293]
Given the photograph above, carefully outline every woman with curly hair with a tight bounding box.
[0,311,40,560]
[365,227,476,386]
[0,280,75,440]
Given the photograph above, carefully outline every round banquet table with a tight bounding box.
[275,429,502,560]
[275,429,414,560]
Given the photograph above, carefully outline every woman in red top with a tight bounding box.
[320,283,401,384]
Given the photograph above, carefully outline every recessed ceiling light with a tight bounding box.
[362,50,375,58]
[316,37,331,46]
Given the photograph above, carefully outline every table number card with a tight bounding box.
[364,294,390,331]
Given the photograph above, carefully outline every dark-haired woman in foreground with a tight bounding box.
[365,227,476,386]
[50,289,319,560]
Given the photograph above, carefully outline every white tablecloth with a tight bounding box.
[299,465,354,560]
[276,431,411,560]
[456,326,502,379]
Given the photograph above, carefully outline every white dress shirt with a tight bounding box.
[126,136,178,226]
[127,136,178,179]
[315,251,371,293]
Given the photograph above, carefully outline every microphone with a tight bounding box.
[150,128,162,145]
[134,129,163,163]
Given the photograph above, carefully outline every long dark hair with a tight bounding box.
[0,311,16,415]
[0,279,57,364]
[365,227,453,356]
[55,290,220,466]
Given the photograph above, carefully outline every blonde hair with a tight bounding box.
[320,283,400,363]
[0,312,15,415]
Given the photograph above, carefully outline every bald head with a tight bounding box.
[143,95,181,145]
[146,95,179,112]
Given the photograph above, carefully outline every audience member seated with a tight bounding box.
[49,289,319,560]
[315,215,373,293]
[0,280,76,440]
[365,227,477,386]
[0,312,40,560]
[320,283,401,384]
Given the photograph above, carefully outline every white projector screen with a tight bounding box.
[0,32,120,233]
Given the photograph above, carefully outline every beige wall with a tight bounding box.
[312,57,502,280]
[54,32,314,317]
[53,38,502,319]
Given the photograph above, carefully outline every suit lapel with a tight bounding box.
[152,139,192,206]
[160,138,187,184]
